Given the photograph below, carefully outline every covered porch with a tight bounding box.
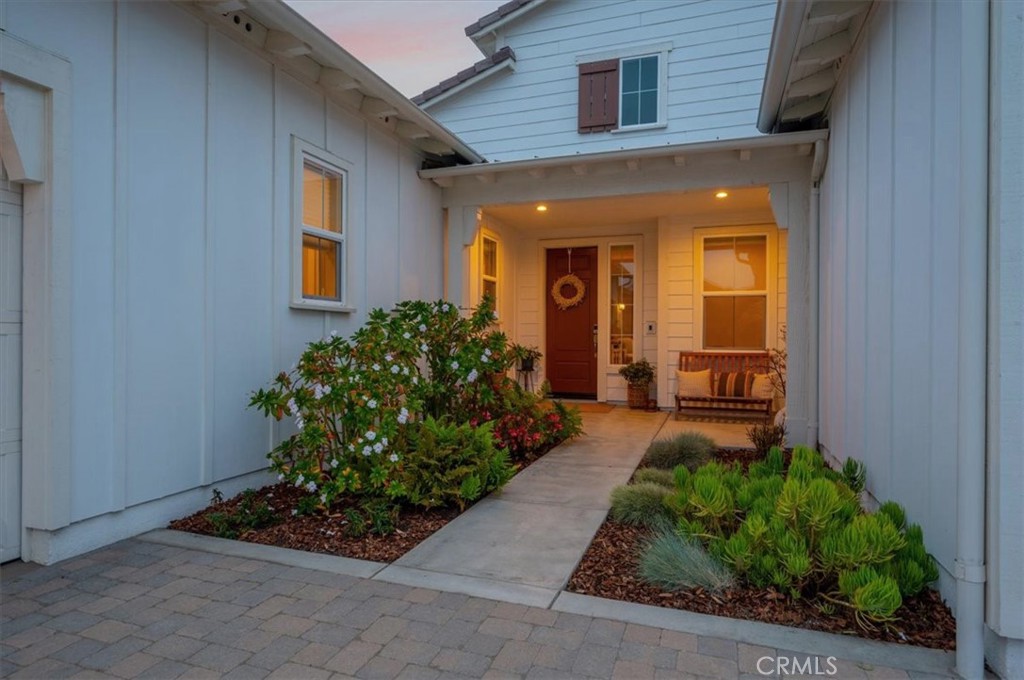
[420,131,826,440]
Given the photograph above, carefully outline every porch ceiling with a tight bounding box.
[484,186,771,230]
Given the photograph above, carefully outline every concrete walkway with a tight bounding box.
[376,409,669,608]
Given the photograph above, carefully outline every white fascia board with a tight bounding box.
[420,59,516,110]
[245,0,483,162]
[467,0,552,44]
[757,0,811,133]
[418,130,828,180]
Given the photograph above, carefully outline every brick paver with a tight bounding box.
[0,538,943,679]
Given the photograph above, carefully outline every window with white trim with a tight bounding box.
[293,139,349,308]
[481,234,498,306]
[577,47,668,133]
[700,235,768,349]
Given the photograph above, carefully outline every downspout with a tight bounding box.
[807,139,827,449]
[954,1,989,678]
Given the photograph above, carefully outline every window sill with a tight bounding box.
[290,299,356,313]
[611,122,667,134]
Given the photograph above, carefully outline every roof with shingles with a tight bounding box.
[411,46,517,105]
[464,0,536,36]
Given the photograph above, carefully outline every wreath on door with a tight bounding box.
[551,273,586,310]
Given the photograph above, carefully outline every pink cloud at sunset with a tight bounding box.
[285,0,505,98]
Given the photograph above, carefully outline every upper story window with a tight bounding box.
[292,137,352,311]
[577,47,668,134]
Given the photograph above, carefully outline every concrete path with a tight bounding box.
[0,537,955,680]
[377,408,669,608]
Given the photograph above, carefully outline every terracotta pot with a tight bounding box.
[627,383,649,409]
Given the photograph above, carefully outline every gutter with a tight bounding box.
[249,1,484,164]
[419,130,828,179]
[757,0,810,133]
[954,1,989,678]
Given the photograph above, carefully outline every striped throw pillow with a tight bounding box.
[714,371,754,398]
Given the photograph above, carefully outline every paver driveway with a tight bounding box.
[1,538,938,679]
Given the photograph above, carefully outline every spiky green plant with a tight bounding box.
[609,483,672,527]
[633,468,675,487]
[638,530,735,593]
[642,432,716,470]
[842,457,867,493]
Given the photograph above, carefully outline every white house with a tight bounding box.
[0,0,481,567]
[418,0,1023,677]
[757,2,1023,678]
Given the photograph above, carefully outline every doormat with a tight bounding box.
[561,402,616,414]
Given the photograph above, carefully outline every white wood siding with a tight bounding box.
[817,1,964,589]
[429,0,775,161]
[5,2,444,528]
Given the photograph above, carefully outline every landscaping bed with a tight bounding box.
[567,432,957,650]
[567,518,956,649]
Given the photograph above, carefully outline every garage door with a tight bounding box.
[0,174,23,562]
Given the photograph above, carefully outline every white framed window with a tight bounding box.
[695,229,775,350]
[291,137,353,311]
[577,43,671,133]
[609,244,635,365]
[481,234,499,307]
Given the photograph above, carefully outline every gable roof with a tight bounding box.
[412,46,516,108]
[464,0,537,37]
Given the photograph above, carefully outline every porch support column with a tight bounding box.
[445,204,481,307]
[770,181,811,445]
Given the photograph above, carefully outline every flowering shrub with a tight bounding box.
[250,297,585,515]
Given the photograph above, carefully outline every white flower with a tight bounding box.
[389,453,399,463]
[484,348,492,356]
[320,494,328,504]
[403,366,410,375]
[362,445,372,456]
[442,303,450,312]
[287,398,299,416]
[330,330,338,337]
[367,399,377,409]
[291,509,298,516]
[420,343,428,352]
[467,369,479,383]
[348,444,355,452]
[366,430,377,441]
[372,363,381,371]
[305,481,317,493]
[296,474,305,485]
[397,407,410,425]
[403,331,411,339]
[313,383,324,400]
[419,324,427,332]
[385,353,394,362]
[295,417,305,430]
[381,437,389,446]
[481,355,489,363]
[323,385,331,395]
[412,376,419,384]
[330,459,339,469]
[451,361,460,370]
[277,473,285,481]
[373,442,383,454]
[391,365,400,374]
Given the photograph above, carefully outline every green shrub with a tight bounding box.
[633,468,675,487]
[662,444,938,624]
[609,483,673,527]
[400,418,513,510]
[205,489,279,540]
[639,530,735,592]
[642,432,715,470]
[746,421,786,456]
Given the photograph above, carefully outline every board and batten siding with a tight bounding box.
[428,0,776,161]
[4,1,443,556]
[816,0,965,597]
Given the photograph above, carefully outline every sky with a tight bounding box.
[285,0,506,98]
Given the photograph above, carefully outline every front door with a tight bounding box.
[545,247,598,398]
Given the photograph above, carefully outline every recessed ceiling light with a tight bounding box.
[536,204,548,212]
[715,191,729,199]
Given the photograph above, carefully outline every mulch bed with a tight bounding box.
[169,444,556,563]
[572,447,957,651]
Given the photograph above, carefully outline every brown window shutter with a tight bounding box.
[578,59,619,133]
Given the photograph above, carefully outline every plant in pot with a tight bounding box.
[619,357,655,409]
[511,344,542,373]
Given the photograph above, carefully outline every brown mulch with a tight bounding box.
[566,521,956,650]
[168,443,558,563]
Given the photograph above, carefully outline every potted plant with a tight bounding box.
[619,357,655,409]
[511,344,542,373]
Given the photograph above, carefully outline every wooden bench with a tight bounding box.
[675,351,772,419]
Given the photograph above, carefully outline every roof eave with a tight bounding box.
[466,0,551,45]
[757,0,811,134]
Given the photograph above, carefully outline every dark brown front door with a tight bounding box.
[546,247,598,398]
